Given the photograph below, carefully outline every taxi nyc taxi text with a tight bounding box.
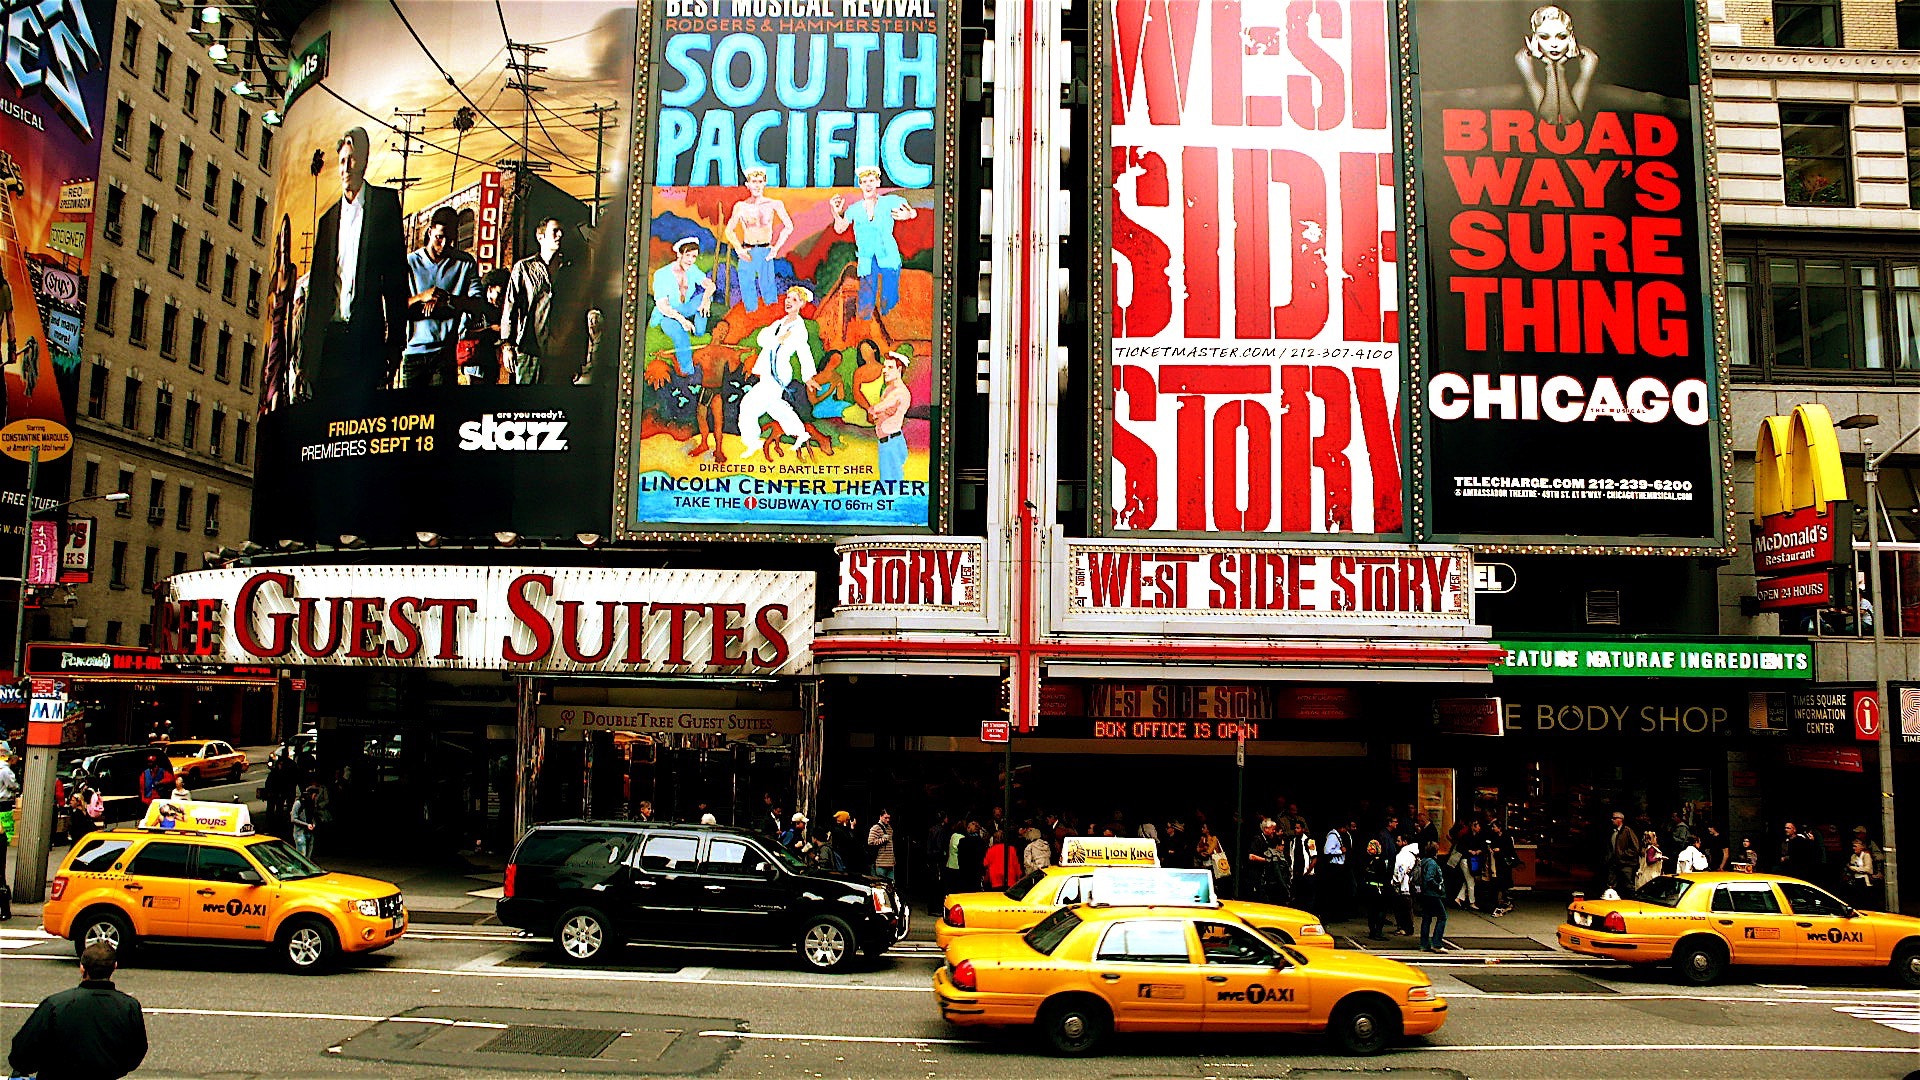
[42,801,408,973]
[934,891,1443,1055]
[1557,872,1920,987]
[939,839,1333,952]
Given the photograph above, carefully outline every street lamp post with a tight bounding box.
[1839,413,1907,912]
[9,488,131,902]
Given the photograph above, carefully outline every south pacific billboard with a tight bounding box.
[254,0,634,543]
[1408,0,1727,549]
[618,0,955,536]
[1094,0,1404,538]
[0,0,114,555]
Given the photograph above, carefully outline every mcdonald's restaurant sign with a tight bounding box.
[1752,405,1852,608]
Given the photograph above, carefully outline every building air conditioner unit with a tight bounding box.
[1584,589,1623,627]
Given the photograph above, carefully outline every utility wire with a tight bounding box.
[387,0,565,170]
[491,0,599,173]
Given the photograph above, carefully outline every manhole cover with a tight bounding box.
[1442,936,1552,950]
[481,1025,622,1058]
[1451,971,1616,994]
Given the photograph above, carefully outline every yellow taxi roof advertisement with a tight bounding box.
[1060,836,1159,867]
[1087,867,1216,907]
[140,799,254,836]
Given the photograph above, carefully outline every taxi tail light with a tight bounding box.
[945,903,964,927]
[1407,985,1438,1003]
[1300,923,1326,938]
[1602,911,1627,934]
[503,863,517,899]
[49,876,67,901]
[952,959,977,991]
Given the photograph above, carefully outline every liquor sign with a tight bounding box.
[1066,542,1469,622]
[474,170,504,270]
[1494,640,1812,679]
[1750,405,1851,608]
[1433,697,1503,737]
[1754,569,1840,611]
[836,540,982,612]
[1409,0,1725,549]
[1097,0,1402,537]
[149,566,815,675]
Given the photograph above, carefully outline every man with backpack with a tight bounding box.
[1417,842,1449,952]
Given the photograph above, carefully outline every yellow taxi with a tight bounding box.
[164,740,248,784]
[1557,872,1920,987]
[43,801,407,973]
[935,903,1444,1056]
[939,865,1334,951]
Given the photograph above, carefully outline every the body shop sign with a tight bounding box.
[150,566,814,675]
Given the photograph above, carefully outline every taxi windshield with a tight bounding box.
[247,839,326,881]
[167,741,209,755]
[1633,876,1694,908]
[1023,907,1082,956]
[1005,869,1048,901]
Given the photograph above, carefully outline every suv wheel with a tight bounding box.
[797,915,856,972]
[278,917,339,973]
[554,907,616,964]
[74,910,135,960]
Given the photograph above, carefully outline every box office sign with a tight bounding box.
[1067,542,1469,621]
[148,566,814,675]
[1493,641,1812,678]
[539,705,802,741]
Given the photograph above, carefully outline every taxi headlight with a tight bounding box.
[1300,923,1327,937]
[1407,985,1438,1003]
[353,899,380,917]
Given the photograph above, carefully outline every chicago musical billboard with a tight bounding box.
[1094,0,1404,538]
[618,0,956,536]
[1408,0,1727,550]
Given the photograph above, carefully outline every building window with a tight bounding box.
[1731,249,1920,381]
[211,90,225,135]
[195,240,213,288]
[110,543,128,589]
[115,469,135,514]
[251,196,267,242]
[235,109,251,155]
[137,624,151,648]
[175,486,193,531]
[128,290,149,346]
[245,269,260,316]
[136,205,155,258]
[145,122,163,177]
[94,273,117,333]
[105,620,123,644]
[183,399,199,448]
[153,388,173,439]
[172,551,187,577]
[142,546,159,592]
[1774,0,1842,47]
[203,162,219,209]
[235,418,251,464]
[120,18,140,71]
[1907,107,1920,211]
[187,316,206,369]
[215,328,231,381]
[121,377,140,428]
[205,492,221,535]
[153,43,171,95]
[103,185,124,242]
[1781,105,1852,207]
[210,406,226,454]
[147,477,165,516]
[81,460,99,497]
[259,129,273,171]
[228,180,243,227]
[174,142,192,192]
[240,340,255,389]
[86,362,108,419]
[183,68,200,116]
[1902,0,1920,49]
[112,101,131,153]
[221,254,237,302]
[158,302,178,357]
[166,223,185,274]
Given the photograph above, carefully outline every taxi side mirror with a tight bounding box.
[236,869,263,885]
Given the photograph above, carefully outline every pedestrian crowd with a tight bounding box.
[1604,809,1889,910]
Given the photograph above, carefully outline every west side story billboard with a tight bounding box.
[0,0,114,554]
[254,0,635,544]
[1407,0,1727,550]
[617,0,956,537]
[1094,0,1404,538]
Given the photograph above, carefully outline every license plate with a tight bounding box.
[1569,935,1582,946]
[391,916,404,931]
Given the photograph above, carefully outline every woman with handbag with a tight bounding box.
[1197,822,1231,882]
[1634,830,1665,894]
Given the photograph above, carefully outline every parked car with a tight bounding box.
[497,820,908,972]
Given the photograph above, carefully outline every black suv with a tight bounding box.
[497,821,907,971]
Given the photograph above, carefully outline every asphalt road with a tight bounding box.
[1,926,1915,1079]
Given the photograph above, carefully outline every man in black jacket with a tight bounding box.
[299,126,410,394]
[10,942,146,1079]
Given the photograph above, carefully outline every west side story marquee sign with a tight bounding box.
[149,566,815,675]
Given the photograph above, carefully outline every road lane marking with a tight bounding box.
[701,1030,969,1045]
[1834,1006,1920,1035]
[0,1002,505,1028]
